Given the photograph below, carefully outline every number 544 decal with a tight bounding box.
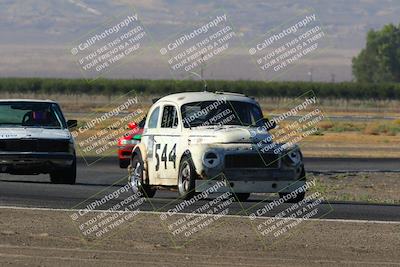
[155,143,176,171]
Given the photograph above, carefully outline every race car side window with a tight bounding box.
[148,107,160,129]
[161,105,178,128]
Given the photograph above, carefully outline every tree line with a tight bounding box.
[0,78,399,99]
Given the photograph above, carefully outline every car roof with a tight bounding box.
[0,99,57,103]
[156,91,257,106]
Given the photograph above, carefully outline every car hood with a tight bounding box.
[0,127,71,140]
[188,126,272,144]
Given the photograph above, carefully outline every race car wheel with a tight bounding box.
[129,152,156,198]
[119,159,130,169]
[50,158,76,185]
[178,156,196,200]
[279,191,305,203]
[233,193,250,202]
[279,167,306,203]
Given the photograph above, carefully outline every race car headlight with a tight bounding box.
[202,151,221,168]
[121,139,140,145]
[286,149,301,165]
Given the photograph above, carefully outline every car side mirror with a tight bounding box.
[263,118,276,131]
[128,122,138,130]
[67,120,78,129]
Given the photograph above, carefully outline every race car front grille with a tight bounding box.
[224,153,279,169]
[0,139,70,153]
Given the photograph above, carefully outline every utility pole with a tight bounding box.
[308,67,313,82]
[330,73,336,83]
[200,53,205,80]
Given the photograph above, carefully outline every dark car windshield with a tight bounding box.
[181,101,264,128]
[0,102,66,129]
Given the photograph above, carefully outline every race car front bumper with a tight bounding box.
[0,152,75,174]
[195,163,305,193]
[195,179,306,193]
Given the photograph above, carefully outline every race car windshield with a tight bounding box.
[181,101,264,128]
[0,102,66,129]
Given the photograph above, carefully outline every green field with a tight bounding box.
[1,77,400,99]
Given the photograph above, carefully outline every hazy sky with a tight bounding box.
[0,0,399,82]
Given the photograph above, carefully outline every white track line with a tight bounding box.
[0,205,399,224]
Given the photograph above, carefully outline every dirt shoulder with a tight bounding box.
[309,172,400,204]
[0,208,399,267]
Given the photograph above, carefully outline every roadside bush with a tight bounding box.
[0,78,399,100]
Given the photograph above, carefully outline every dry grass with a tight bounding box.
[309,172,400,204]
[0,92,152,113]
[2,92,399,157]
[299,132,400,157]
[363,120,400,136]
[313,120,400,136]
[259,97,400,116]
[1,92,399,116]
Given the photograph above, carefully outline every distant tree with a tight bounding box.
[352,24,400,83]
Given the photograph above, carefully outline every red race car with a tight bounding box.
[117,117,145,168]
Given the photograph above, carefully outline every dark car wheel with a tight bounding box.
[178,156,196,200]
[233,193,250,202]
[279,167,306,203]
[129,151,156,198]
[119,159,130,169]
[279,191,305,203]
[50,158,76,185]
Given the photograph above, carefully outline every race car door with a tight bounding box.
[141,104,161,184]
[153,104,181,181]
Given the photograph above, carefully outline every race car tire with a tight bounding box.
[178,155,196,200]
[233,193,250,202]
[119,159,130,169]
[279,191,305,203]
[50,158,77,185]
[130,151,156,198]
[279,167,306,202]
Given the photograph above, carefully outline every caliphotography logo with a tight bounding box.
[247,8,333,81]
[158,9,241,80]
[69,8,152,81]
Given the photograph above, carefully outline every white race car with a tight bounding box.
[128,92,306,201]
[0,99,77,184]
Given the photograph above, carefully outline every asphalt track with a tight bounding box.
[0,157,399,222]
